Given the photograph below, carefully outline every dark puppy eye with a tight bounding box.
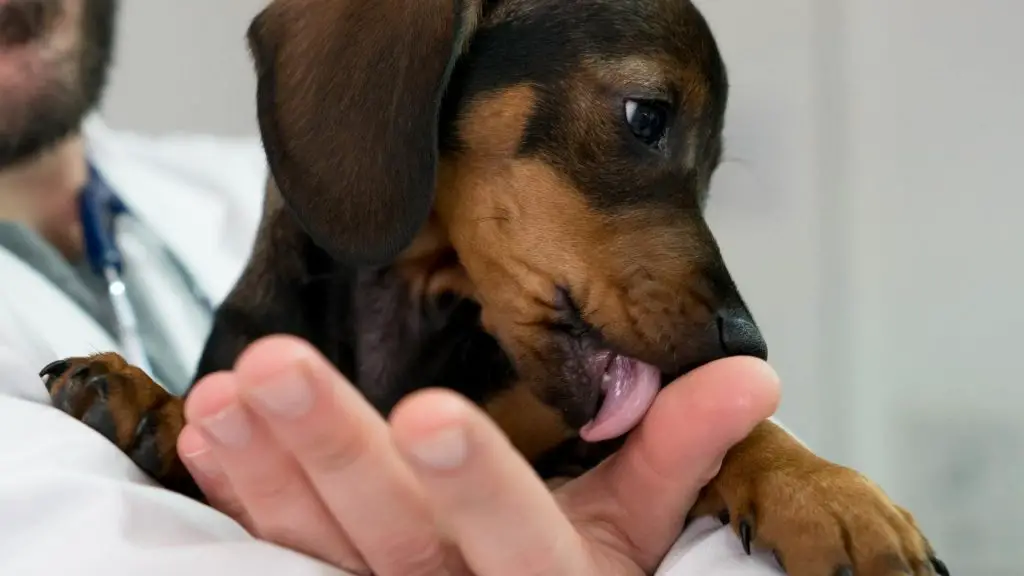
[624,98,669,146]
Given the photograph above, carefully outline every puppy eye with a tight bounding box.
[624,98,669,147]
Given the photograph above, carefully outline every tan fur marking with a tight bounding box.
[435,153,712,371]
[690,421,932,575]
[392,86,538,302]
[394,214,474,301]
[456,85,537,156]
[483,383,574,462]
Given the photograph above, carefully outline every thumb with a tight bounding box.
[564,356,780,568]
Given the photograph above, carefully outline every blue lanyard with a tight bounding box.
[79,162,213,312]
[78,163,214,370]
[80,163,127,276]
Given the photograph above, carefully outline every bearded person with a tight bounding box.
[0,0,117,257]
[0,0,266,394]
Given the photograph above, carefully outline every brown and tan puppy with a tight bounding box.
[41,1,948,574]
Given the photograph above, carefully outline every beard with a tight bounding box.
[0,0,119,169]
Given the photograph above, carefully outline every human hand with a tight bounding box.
[177,335,780,575]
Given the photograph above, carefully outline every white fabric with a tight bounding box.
[0,117,783,575]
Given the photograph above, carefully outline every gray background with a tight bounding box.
[99,1,1024,573]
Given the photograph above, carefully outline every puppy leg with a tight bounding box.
[689,421,949,576]
[41,353,201,500]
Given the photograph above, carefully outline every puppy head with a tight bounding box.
[249,0,767,444]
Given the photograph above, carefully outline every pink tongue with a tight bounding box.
[579,355,660,443]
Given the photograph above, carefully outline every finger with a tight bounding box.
[176,423,253,529]
[183,369,366,573]
[566,356,781,568]
[232,335,463,576]
[390,389,594,576]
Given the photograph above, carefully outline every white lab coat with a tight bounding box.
[0,117,782,576]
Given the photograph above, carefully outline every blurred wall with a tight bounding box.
[99,1,1023,573]
[99,0,265,136]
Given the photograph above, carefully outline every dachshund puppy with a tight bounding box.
[42,0,948,574]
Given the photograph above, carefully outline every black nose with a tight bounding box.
[716,309,768,360]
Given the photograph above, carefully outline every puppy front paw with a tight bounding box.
[40,353,198,497]
[692,422,949,576]
[723,463,946,575]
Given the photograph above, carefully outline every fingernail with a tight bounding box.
[247,365,314,418]
[180,443,220,479]
[200,403,251,448]
[406,425,468,470]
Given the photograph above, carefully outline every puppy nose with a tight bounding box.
[716,308,768,360]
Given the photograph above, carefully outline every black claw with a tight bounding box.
[930,557,949,576]
[717,510,730,525]
[738,519,753,555]
[84,375,109,399]
[832,566,853,576]
[39,359,70,388]
[771,550,785,571]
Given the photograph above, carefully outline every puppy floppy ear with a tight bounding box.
[246,0,481,265]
